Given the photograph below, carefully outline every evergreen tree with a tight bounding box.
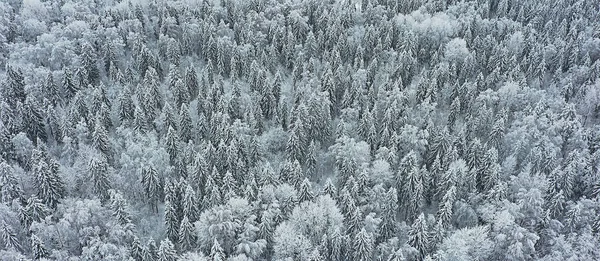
[379,187,398,242]
[210,239,226,261]
[4,66,26,108]
[81,42,100,85]
[182,184,198,222]
[130,236,143,261]
[119,85,135,123]
[306,140,318,178]
[32,154,65,208]
[353,228,373,261]
[23,96,47,142]
[322,178,337,197]
[92,115,110,156]
[0,161,23,203]
[185,66,199,99]
[19,196,49,230]
[298,178,315,202]
[109,190,133,226]
[63,68,80,100]
[166,126,180,165]
[178,215,196,252]
[31,234,49,260]
[88,156,111,201]
[408,213,429,259]
[141,165,161,213]
[178,103,193,142]
[157,239,177,261]
[142,238,158,261]
[1,221,20,251]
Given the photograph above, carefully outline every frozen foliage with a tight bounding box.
[0,0,600,260]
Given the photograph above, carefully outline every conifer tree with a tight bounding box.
[408,213,429,259]
[31,234,49,260]
[32,154,65,208]
[178,103,192,142]
[1,221,20,251]
[63,68,79,100]
[210,239,226,261]
[109,190,133,226]
[141,165,161,213]
[88,156,111,201]
[353,228,373,261]
[298,178,315,202]
[178,215,196,252]
[130,236,143,261]
[157,239,177,261]
[143,238,158,261]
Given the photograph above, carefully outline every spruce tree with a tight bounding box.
[31,234,49,260]
[88,156,111,201]
[178,215,196,252]
[353,228,373,261]
[408,213,429,259]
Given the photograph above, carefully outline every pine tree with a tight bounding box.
[31,234,49,259]
[178,103,192,142]
[166,126,180,165]
[165,197,180,245]
[322,178,337,197]
[298,178,314,202]
[89,156,111,201]
[19,196,48,229]
[1,221,20,251]
[437,186,456,227]
[109,190,133,226]
[402,163,424,221]
[379,187,398,242]
[32,154,65,208]
[353,228,373,261]
[222,171,237,200]
[81,42,100,86]
[178,215,196,252]
[5,66,26,108]
[133,105,150,133]
[23,96,47,142]
[157,239,177,261]
[305,140,318,178]
[143,238,158,261]
[92,115,110,156]
[118,85,135,123]
[0,161,23,203]
[408,213,429,259]
[130,236,143,261]
[63,68,79,100]
[185,66,199,99]
[44,72,60,106]
[182,184,198,222]
[141,165,161,213]
[210,239,226,261]
[346,206,363,236]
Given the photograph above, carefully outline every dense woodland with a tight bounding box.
[0,0,600,260]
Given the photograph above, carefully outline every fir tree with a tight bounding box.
[298,178,315,202]
[353,228,373,261]
[178,215,196,252]
[31,234,49,260]
[210,239,226,261]
[141,165,162,213]
[88,156,111,201]
[157,239,177,261]
[408,213,429,259]
[130,236,143,261]
[1,221,20,251]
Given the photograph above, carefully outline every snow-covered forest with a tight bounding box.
[0,0,600,260]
